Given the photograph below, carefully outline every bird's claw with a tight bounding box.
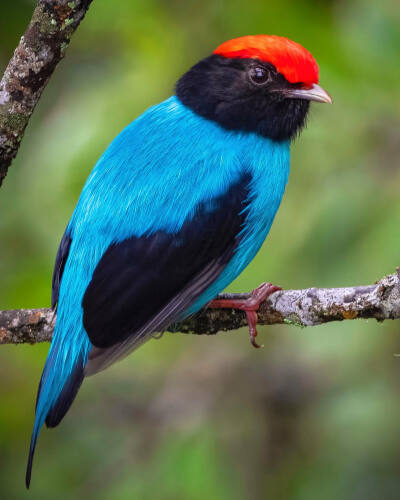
[209,282,282,348]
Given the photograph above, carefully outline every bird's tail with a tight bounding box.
[25,330,91,488]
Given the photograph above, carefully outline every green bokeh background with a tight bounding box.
[1,0,400,498]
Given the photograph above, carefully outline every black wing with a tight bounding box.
[83,174,251,374]
[51,229,72,309]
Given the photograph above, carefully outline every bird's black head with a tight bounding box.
[176,35,331,142]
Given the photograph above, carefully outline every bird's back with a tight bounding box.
[64,95,290,305]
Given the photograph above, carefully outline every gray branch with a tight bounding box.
[1,271,399,345]
[0,0,93,186]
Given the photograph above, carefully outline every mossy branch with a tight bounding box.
[1,271,399,345]
[0,0,93,186]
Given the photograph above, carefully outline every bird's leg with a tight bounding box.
[209,282,282,348]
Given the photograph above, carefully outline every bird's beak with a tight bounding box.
[283,83,332,104]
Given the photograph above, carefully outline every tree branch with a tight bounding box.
[1,271,399,345]
[0,0,93,186]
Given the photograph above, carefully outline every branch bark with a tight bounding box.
[1,271,399,345]
[0,0,93,186]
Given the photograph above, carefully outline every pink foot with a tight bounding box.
[209,282,282,348]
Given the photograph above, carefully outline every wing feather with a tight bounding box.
[83,174,251,374]
[51,229,72,309]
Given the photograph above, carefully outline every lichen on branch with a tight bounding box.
[1,272,399,345]
[0,0,93,185]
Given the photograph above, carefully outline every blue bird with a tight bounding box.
[26,34,331,486]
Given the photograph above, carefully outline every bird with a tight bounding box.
[26,34,331,487]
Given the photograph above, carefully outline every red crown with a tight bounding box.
[214,35,319,86]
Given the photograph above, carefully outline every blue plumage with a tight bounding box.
[27,96,290,485]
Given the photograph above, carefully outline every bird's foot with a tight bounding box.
[209,282,282,348]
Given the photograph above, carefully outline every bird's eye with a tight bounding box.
[249,66,270,85]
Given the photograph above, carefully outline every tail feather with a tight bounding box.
[26,422,41,488]
[45,360,85,428]
[26,340,89,489]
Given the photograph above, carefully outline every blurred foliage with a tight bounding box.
[1,0,400,498]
